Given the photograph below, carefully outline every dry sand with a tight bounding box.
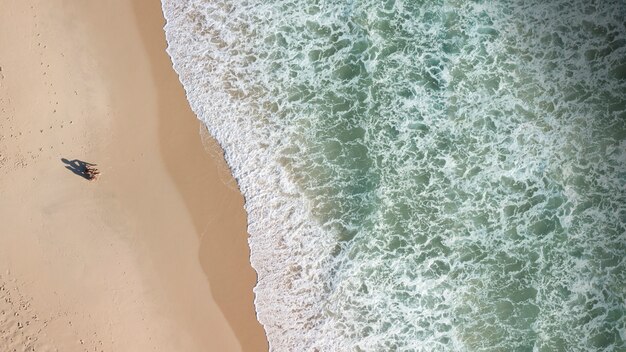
[0,0,268,351]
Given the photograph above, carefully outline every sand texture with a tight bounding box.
[0,0,268,351]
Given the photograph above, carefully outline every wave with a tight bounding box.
[162,0,626,350]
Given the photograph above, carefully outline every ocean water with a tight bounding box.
[161,0,626,351]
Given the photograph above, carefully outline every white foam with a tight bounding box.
[161,0,626,350]
[161,2,344,350]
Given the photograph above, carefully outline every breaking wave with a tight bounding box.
[162,0,626,350]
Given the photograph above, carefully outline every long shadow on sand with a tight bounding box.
[61,158,96,180]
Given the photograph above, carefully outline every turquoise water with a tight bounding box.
[162,0,626,350]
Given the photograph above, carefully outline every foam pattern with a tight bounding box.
[162,0,626,350]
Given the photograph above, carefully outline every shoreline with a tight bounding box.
[133,2,269,350]
[0,0,267,351]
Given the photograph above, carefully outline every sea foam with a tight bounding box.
[162,0,626,350]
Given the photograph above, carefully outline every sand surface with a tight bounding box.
[0,0,268,351]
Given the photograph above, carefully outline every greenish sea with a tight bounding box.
[163,0,626,350]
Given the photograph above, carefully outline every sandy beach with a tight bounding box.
[0,0,267,351]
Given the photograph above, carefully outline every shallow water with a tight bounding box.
[162,0,626,350]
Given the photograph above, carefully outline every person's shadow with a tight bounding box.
[61,158,96,180]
